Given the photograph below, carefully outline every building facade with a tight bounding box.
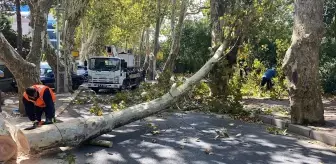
[10,5,57,47]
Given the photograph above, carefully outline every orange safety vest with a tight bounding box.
[23,85,56,108]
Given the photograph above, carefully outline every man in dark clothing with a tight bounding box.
[261,68,276,90]
[23,85,56,129]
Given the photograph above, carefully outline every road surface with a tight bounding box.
[18,111,336,164]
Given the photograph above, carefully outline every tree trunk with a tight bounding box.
[162,0,187,73]
[0,115,30,162]
[142,28,151,77]
[210,0,225,52]
[137,28,146,68]
[26,0,52,68]
[208,0,242,98]
[21,43,228,154]
[170,0,177,37]
[62,0,89,92]
[44,34,66,80]
[79,28,98,61]
[150,0,162,80]
[15,0,23,57]
[63,21,76,93]
[282,0,325,125]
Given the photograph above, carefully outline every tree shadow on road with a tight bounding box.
[71,112,336,164]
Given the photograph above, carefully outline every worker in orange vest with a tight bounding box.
[23,84,56,130]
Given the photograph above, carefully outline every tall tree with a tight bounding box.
[150,0,162,80]
[208,0,244,99]
[282,0,325,125]
[162,0,187,73]
[43,0,89,93]
[15,0,23,56]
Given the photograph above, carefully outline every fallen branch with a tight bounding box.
[87,139,113,148]
[18,42,228,154]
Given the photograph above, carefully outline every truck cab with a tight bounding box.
[87,56,141,93]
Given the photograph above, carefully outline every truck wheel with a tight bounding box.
[119,85,126,91]
[72,84,79,90]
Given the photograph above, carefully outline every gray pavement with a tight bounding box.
[22,112,336,164]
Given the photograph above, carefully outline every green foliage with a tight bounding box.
[266,126,288,135]
[240,59,288,99]
[75,0,158,52]
[65,153,76,164]
[192,81,211,102]
[111,91,130,111]
[320,0,336,94]
[160,20,211,73]
[208,69,243,114]
[89,98,103,116]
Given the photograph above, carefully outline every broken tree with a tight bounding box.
[0,42,233,160]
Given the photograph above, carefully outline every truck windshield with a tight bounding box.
[89,58,120,71]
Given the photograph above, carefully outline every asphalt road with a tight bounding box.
[19,111,336,164]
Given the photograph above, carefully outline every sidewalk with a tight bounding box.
[1,92,79,129]
[243,98,336,146]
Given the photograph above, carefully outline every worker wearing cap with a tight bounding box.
[23,84,56,129]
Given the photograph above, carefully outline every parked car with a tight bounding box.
[11,62,85,90]
[76,65,88,82]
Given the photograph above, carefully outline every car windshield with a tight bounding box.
[89,58,120,71]
[40,68,52,76]
[40,63,52,76]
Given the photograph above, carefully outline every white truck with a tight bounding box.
[87,52,143,93]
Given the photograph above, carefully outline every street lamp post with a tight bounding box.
[55,3,64,93]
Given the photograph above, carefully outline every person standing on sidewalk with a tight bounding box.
[0,70,4,113]
[23,84,56,130]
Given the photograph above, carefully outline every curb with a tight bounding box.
[257,114,336,146]
[55,89,83,117]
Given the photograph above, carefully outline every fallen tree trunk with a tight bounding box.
[22,42,229,153]
[0,115,29,161]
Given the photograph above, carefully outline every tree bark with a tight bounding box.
[162,0,187,73]
[282,0,325,125]
[137,28,146,68]
[0,114,30,162]
[15,0,23,57]
[26,0,53,68]
[170,0,177,37]
[150,0,162,80]
[142,28,151,76]
[21,43,228,154]
[79,28,99,61]
[44,34,66,78]
[210,0,225,52]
